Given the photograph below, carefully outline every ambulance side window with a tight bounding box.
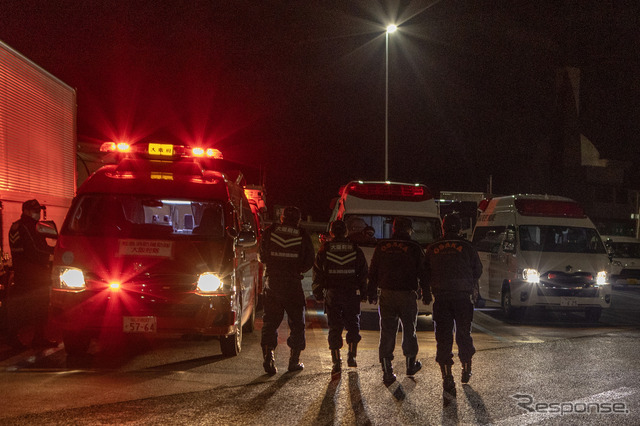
[472,226,506,253]
[501,227,516,253]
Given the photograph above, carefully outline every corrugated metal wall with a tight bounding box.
[0,41,76,200]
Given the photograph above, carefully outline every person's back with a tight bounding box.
[260,210,314,284]
[259,206,315,375]
[313,219,368,374]
[368,222,424,295]
[367,216,427,385]
[426,232,481,299]
[424,213,482,396]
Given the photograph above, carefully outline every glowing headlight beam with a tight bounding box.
[196,273,223,293]
[60,268,86,290]
[523,268,540,284]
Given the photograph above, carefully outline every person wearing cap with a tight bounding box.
[7,199,57,348]
[424,213,482,397]
[259,206,315,374]
[367,216,429,385]
[312,219,368,376]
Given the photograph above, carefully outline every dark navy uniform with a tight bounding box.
[424,213,482,393]
[312,236,367,351]
[7,200,55,347]
[367,217,428,383]
[259,212,315,372]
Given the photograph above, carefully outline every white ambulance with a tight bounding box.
[329,181,442,314]
[601,235,640,288]
[471,194,611,322]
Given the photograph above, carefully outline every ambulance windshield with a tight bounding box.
[519,225,606,254]
[65,194,225,239]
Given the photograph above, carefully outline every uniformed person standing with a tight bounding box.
[312,220,368,375]
[259,206,315,374]
[7,199,56,348]
[424,213,482,397]
[367,217,430,385]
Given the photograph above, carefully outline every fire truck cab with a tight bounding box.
[50,141,260,356]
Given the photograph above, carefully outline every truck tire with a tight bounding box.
[63,331,91,357]
[220,305,243,356]
[242,293,256,334]
[501,287,525,320]
[584,307,602,323]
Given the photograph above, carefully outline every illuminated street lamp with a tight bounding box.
[385,24,397,181]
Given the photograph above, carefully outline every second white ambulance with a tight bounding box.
[472,194,611,321]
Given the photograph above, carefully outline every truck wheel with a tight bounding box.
[584,307,602,323]
[242,296,256,334]
[220,308,243,356]
[501,287,525,320]
[63,331,91,357]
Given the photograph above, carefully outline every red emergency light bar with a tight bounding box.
[100,142,223,160]
[192,147,223,159]
[477,199,490,212]
[515,199,586,218]
[343,182,432,202]
[100,141,131,153]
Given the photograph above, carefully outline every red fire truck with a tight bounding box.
[50,140,260,356]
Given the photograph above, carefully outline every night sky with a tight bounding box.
[3,1,639,221]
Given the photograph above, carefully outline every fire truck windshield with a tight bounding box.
[64,194,225,239]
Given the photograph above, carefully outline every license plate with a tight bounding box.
[560,297,578,307]
[627,278,638,285]
[123,316,157,333]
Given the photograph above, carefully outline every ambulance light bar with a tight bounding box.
[100,142,131,153]
[343,182,432,202]
[99,141,223,160]
[192,147,223,159]
[515,199,586,218]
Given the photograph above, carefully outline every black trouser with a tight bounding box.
[325,289,361,350]
[378,289,419,361]
[433,295,475,365]
[260,286,306,350]
[6,285,50,344]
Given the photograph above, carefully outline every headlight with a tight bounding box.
[596,271,607,285]
[196,273,224,294]
[523,268,540,284]
[58,268,86,291]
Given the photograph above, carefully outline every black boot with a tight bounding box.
[406,356,422,376]
[262,345,277,375]
[331,349,342,375]
[288,348,304,372]
[381,358,396,385]
[440,364,456,397]
[461,360,472,383]
[347,342,357,367]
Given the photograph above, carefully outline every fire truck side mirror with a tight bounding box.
[37,220,58,239]
[236,230,257,247]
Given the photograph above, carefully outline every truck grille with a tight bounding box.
[537,271,598,297]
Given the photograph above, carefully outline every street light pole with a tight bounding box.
[385,24,397,181]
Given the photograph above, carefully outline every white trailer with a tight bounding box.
[0,40,76,255]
